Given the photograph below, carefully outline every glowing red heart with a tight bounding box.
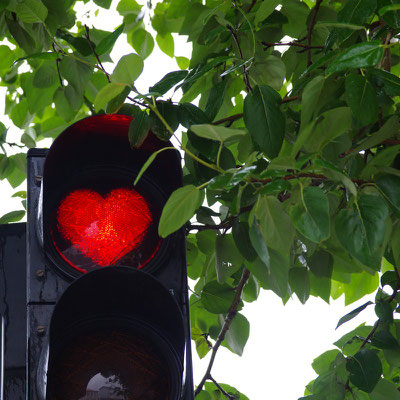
[56,188,153,266]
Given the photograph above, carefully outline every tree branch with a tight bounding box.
[339,138,400,158]
[212,96,299,126]
[247,0,257,13]
[213,113,244,126]
[262,41,324,50]
[251,173,367,186]
[306,0,324,66]
[227,25,252,93]
[345,265,400,392]
[84,25,111,83]
[209,375,235,400]
[194,268,251,396]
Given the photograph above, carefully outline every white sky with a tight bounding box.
[0,1,381,399]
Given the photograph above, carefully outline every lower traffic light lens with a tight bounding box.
[47,328,171,400]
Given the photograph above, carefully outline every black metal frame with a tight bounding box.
[24,115,194,400]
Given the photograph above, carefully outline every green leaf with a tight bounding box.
[54,88,76,122]
[376,174,400,217]
[343,272,379,306]
[94,82,128,112]
[254,0,280,24]
[128,110,150,148]
[14,52,58,64]
[204,80,227,121]
[260,179,291,195]
[346,349,382,393]
[336,301,373,329]
[201,281,236,314]
[243,85,285,158]
[176,56,189,69]
[294,107,353,155]
[192,326,211,359]
[94,0,112,8]
[0,45,14,70]
[252,195,294,253]
[335,195,389,268]
[300,75,325,128]
[95,23,125,56]
[10,99,32,129]
[248,219,270,271]
[197,230,217,256]
[345,74,378,126]
[134,147,176,186]
[0,210,25,224]
[242,275,259,303]
[16,0,48,23]
[59,56,92,95]
[335,324,373,355]
[105,86,130,114]
[190,124,246,144]
[308,250,333,278]
[312,368,346,400]
[379,3,400,15]
[348,115,400,156]
[215,234,243,283]
[159,185,201,237]
[289,267,310,304]
[371,330,399,350]
[369,379,400,400]
[111,53,144,85]
[220,58,253,78]
[219,312,249,356]
[327,41,383,74]
[150,70,188,95]
[316,22,365,30]
[369,68,400,96]
[156,32,174,58]
[129,29,154,60]
[33,65,57,88]
[247,249,290,299]
[312,350,341,375]
[116,0,141,15]
[290,187,330,243]
[232,220,257,262]
[375,300,393,323]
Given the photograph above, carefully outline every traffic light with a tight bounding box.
[26,114,193,400]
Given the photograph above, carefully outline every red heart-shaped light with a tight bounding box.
[56,188,153,266]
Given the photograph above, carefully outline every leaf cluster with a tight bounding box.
[1,0,400,398]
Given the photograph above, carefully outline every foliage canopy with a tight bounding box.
[1,0,400,398]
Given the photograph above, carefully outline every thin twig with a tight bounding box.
[209,376,235,400]
[262,41,324,50]
[212,96,299,126]
[281,95,300,104]
[251,173,366,186]
[247,0,257,13]
[339,137,400,158]
[84,25,111,83]
[194,268,251,396]
[213,113,243,125]
[345,265,400,392]
[306,0,323,67]
[227,25,252,93]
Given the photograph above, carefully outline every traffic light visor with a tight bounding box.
[42,114,183,276]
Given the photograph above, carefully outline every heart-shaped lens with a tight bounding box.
[52,187,160,273]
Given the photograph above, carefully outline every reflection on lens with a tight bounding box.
[47,329,170,400]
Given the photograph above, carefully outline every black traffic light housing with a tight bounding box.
[26,114,193,399]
